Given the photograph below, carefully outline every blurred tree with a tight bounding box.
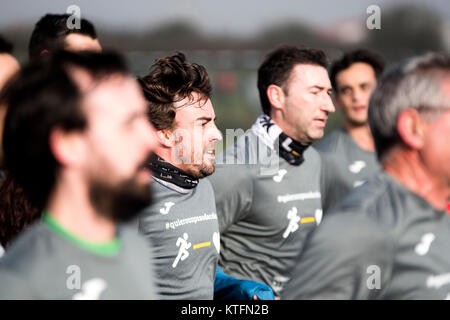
[253,22,321,49]
[140,21,205,50]
[364,5,446,62]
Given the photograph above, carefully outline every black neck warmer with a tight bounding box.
[276,132,311,166]
[148,154,199,189]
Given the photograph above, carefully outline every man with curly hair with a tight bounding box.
[137,52,274,300]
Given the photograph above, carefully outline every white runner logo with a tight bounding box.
[283,207,300,239]
[172,233,191,268]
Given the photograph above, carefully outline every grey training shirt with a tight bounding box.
[0,218,158,299]
[282,172,450,300]
[316,127,381,212]
[138,177,220,299]
[209,129,323,295]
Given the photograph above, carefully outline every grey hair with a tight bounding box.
[368,52,450,162]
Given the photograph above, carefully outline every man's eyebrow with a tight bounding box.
[309,85,329,90]
[195,116,216,122]
[124,110,146,124]
[338,85,351,90]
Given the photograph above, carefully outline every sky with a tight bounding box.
[1,0,449,36]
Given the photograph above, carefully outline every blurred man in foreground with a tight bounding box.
[0,51,158,299]
[1,14,103,252]
[283,52,450,299]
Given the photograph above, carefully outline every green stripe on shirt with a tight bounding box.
[43,211,121,257]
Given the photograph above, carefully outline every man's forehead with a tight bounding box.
[71,69,133,95]
[291,63,323,74]
[0,53,20,87]
[173,91,207,106]
[81,75,145,117]
[288,63,330,86]
[64,33,102,53]
[336,62,376,84]
[175,93,211,109]
[174,94,215,120]
[0,53,19,68]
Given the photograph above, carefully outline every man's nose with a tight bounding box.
[321,95,335,114]
[209,125,223,142]
[352,88,364,103]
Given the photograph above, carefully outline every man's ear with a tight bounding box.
[39,49,50,57]
[49,128,87,167]
[157,128,175,148]
[397,108,426,150]
[267,84,285,112]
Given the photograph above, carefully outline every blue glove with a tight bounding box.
[214,266,275,300]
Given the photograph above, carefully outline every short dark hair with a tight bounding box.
[1,50,129,208]
[329,49,385,91]
[257,45,328,115]
[138,52,212,130]
[0,35,13,54]
[28,13,98,60]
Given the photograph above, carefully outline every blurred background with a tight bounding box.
[1,0,449,149]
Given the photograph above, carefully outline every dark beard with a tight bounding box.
[185,161,215,179]
[88,176,152,223]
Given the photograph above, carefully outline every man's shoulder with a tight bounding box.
[315,128,348,153]
[197,177,215,194]
[213,130,260,180]
[119,223,148,242]
[0,221,55,273]
[209,163,253,196]
[118,223,153,255]
[0,268,35,299]
[150,176,215,201]
[218,129,260,163]
[283,180,396,299]
[311,176,397,257]
[328,173,408,231]
[304,145,321,163]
